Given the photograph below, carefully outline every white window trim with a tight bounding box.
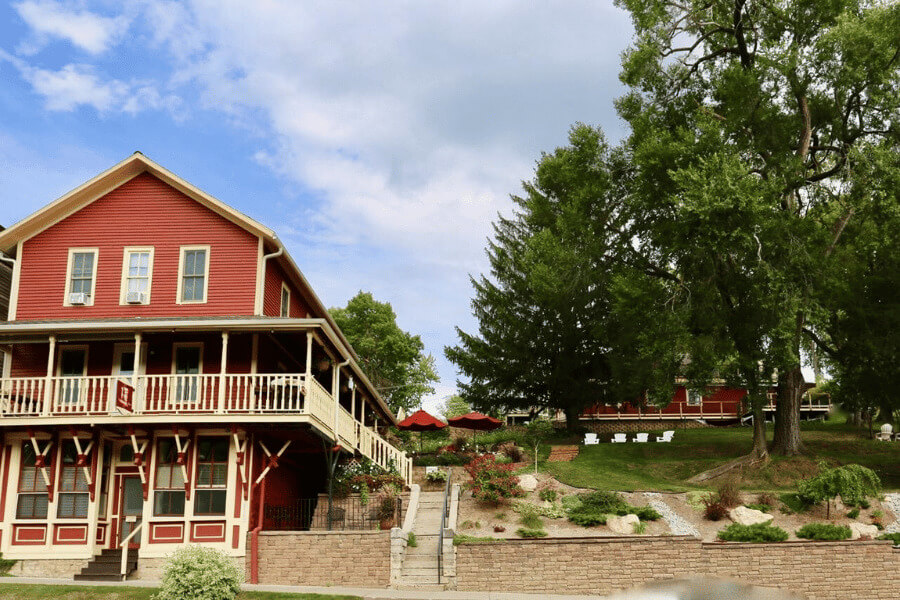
[56,345,89,377]
[686,389,703,406]
[171,343,204,375]
[63,248,99,307]
[175,245,211,305]
[280,282,291,318]
[119,246,155,305]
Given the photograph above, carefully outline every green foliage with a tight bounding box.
[524,419,555,472]
[445,125,682,429]
[877,533,900,545]
[440,395,471,420]
[425,469,448,483]
[464,454,525,504]
[797,464,882,507]
[561,490,658,526]
[717,523,789,543]
[779,493,814,515]
[518,504,544,529]
[0,552,16,574]
[744,504,771,513]
[633,521,647,534]
[331,292,439,415]
[539,489,558,503]
[406,532,417,548]
[632,506,662,521]
[453,535,504,546]
[155,545,244,600]
[846,507,860,519]
[515,528,548,538]
[795,523,852,541]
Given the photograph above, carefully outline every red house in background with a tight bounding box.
[0,153,410,578]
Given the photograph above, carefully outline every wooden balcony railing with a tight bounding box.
[0,374,412,483]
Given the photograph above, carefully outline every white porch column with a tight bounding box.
[42,335,56,415]
[132,332,142,412]
[250,334,259,375]
[217,331,229,413]
[304,332,313,379]
[350,381,358,449]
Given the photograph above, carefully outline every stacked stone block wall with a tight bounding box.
[6,558,90,578]
[251,530,391,587]
[456,536,900,599]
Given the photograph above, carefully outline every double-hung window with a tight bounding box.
[65,249,98,306]
[194,438,228,515]
[178,246,209,304]
[153,439,185,516]
[687,390,703,406]
[121,247,154,304]
[16,442,50,519]
[57,441,89,518]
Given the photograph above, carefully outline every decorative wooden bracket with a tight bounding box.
[172,426,192,500]
[26,429,54,500]
[253,440,291,487]
[68,428,95,498]
[128,427,150,500]
[231,426,249,500]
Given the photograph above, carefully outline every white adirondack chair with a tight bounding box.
[633,433,650,443]
[583,433,599,445]
[875,424,894,441]
[611,433,627,443]
[656,430,675,443]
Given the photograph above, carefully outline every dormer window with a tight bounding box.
[177,246,210,304]
[64,249,98,306]
[121,247,154,305]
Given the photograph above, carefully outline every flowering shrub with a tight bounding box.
[464,454,524,504]
[334,458,404,497]
[155,545,243,600]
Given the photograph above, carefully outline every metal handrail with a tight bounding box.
[436,467,452,585]
[119,523,143,578]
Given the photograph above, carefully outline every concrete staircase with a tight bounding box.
[397,491,447,590]
[73,548,137,581]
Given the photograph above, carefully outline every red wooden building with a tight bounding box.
[0,153,410,578]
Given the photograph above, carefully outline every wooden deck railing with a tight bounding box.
[0,373,412,482]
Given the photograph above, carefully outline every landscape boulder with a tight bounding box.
[849,522,879,540]
[729,506,774,526]
[518,474,538,492]
[608,513,641,535]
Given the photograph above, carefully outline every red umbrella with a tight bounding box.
[447,412,502,431]
[397,409,447,432]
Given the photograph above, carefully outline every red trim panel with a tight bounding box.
[149,522,184,543]
[54,524,89,545]
[190,521,226,543]
[232,524,240,549]
[12,524,47,545]
[96,523,107,544]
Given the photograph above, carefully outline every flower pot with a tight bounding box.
[379,518,394,530]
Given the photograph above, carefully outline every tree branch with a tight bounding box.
[802,327,838,358]
[825,207,854,257]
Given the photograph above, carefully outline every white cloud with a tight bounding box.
[14,0,129,55]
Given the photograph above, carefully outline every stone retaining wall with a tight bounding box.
[251,530,391,587]
[6,558,89,578]
[456,536,900,599]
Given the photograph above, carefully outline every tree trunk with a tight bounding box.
[563,406,579,432]
[771,366,805,455]
[750,395,769,462]
[878,401,895,429]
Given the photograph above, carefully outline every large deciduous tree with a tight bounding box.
[331,291,439,416]
[446,126,683,430]
[615,0,900,455]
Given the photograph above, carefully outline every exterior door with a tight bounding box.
[112,344,147,406]
[173,345,202,404]
[118,476,143,548]
[58,347,87,405]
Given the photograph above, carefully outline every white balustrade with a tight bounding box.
[0,372,413,483]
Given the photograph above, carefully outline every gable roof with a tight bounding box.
[0,152,276,254]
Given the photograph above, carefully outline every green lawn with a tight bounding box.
[0,583,360,600]
[545,416,900,492]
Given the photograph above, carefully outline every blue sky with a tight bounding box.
[0,0,634,412]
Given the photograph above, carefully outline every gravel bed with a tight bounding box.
[883,493,900,534]
[643,492,700,537]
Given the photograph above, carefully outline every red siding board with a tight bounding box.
[263,262,310,318]
[15,173,259,321]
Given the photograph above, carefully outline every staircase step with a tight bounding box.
[74,573,125,582]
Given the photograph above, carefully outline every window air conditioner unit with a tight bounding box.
[126,292,147,304]
[69,292,87,305]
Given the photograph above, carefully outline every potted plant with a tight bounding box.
[377,493,398,530]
